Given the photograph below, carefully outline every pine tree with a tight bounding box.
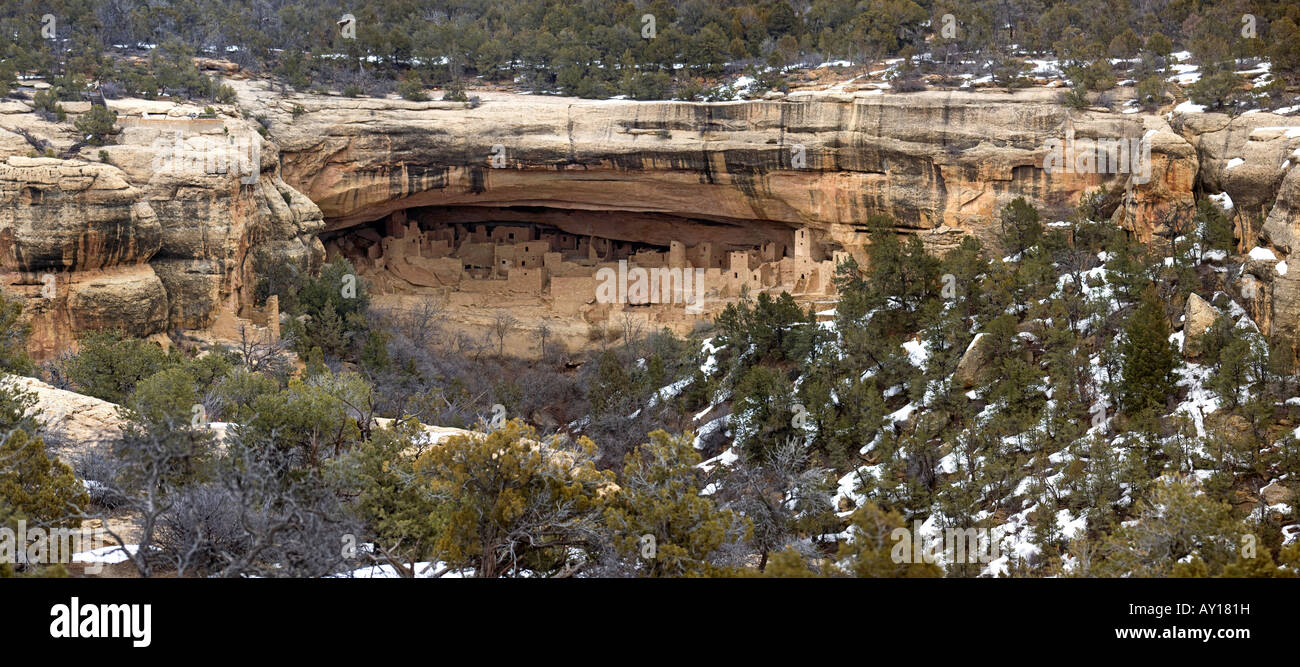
[0,290,34,375]
[1197,197,1234,254]
[1120,287,1180,416]
[836,502,942,577]
[999,196,1043,256]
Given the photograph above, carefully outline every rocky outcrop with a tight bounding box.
[1172,111,1300,341]
[1183,292,1220,357]
[1175,112,1299,233]
[0,101,325,359]
[1,374,124,464]
[1260,480,1291,506]
[1256,167,1300,341]
[953,333,992,388]
[6,80,1300,355]
[250,83,1197,262]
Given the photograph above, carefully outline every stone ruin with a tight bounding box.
[324,209,845,334]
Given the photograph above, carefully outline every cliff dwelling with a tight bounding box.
[321,205,847,356]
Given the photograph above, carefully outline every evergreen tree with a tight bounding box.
[836,502,942,577]
[603,430,748,576]
[999,196,1043,256]
[1120,287,1179,416]
[413,419,613,577]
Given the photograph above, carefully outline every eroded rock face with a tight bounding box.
[1177,112,1299,231]
[1172,111,1300,342]
[1256,166,1300,340]
[0,106,325,359]
[5,82,1300,355]
[254,85,1197,263]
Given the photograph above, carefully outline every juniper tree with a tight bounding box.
[0,423,90,577]
[342,418,447,576]
[603,430,749,577]
[414,419,613,577]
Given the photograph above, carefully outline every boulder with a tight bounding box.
[0,374,124,464]
[953,333,992,389]
[1183,293,1220,357]
[1261,480,1291,506]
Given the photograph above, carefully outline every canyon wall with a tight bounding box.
[0,103,324,359]
[4,81,1300,358]
[255,86,1199,261]
[1174,112,1300,339]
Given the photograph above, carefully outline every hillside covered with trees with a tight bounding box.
[3,0,1298,106]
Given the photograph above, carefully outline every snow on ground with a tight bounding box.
[699,338,722,376]
[1168,63,1201,85]
[647,376,692,408]
[1249,246,1277,261]
[834,464,883,517]
[1248,126,1300,138]
[1174,362,1219,439]
[693,414,729,449]
[699,446,738,473]
[1174,100,1206,114]
[1209,192,1234,211]
[333,561,468,578]
[73,544,140,565]
[902,339,930,368]
[886,402,916,424]
[1027,59,1061,76]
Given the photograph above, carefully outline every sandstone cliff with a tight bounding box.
[1175,111,1300,339]
[0,99,325,359]
[5,80,1300,356]
[249,83,1197,262]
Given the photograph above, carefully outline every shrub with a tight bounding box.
[1060,85,1089,110]
[1135,75,1166,110]
[73,105,118,145]
[398,79,429,101]
[32,90,63,120]
[64,330,176,403]
[441,78,468,102]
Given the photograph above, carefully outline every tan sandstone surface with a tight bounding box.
[2,78,1300,356]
